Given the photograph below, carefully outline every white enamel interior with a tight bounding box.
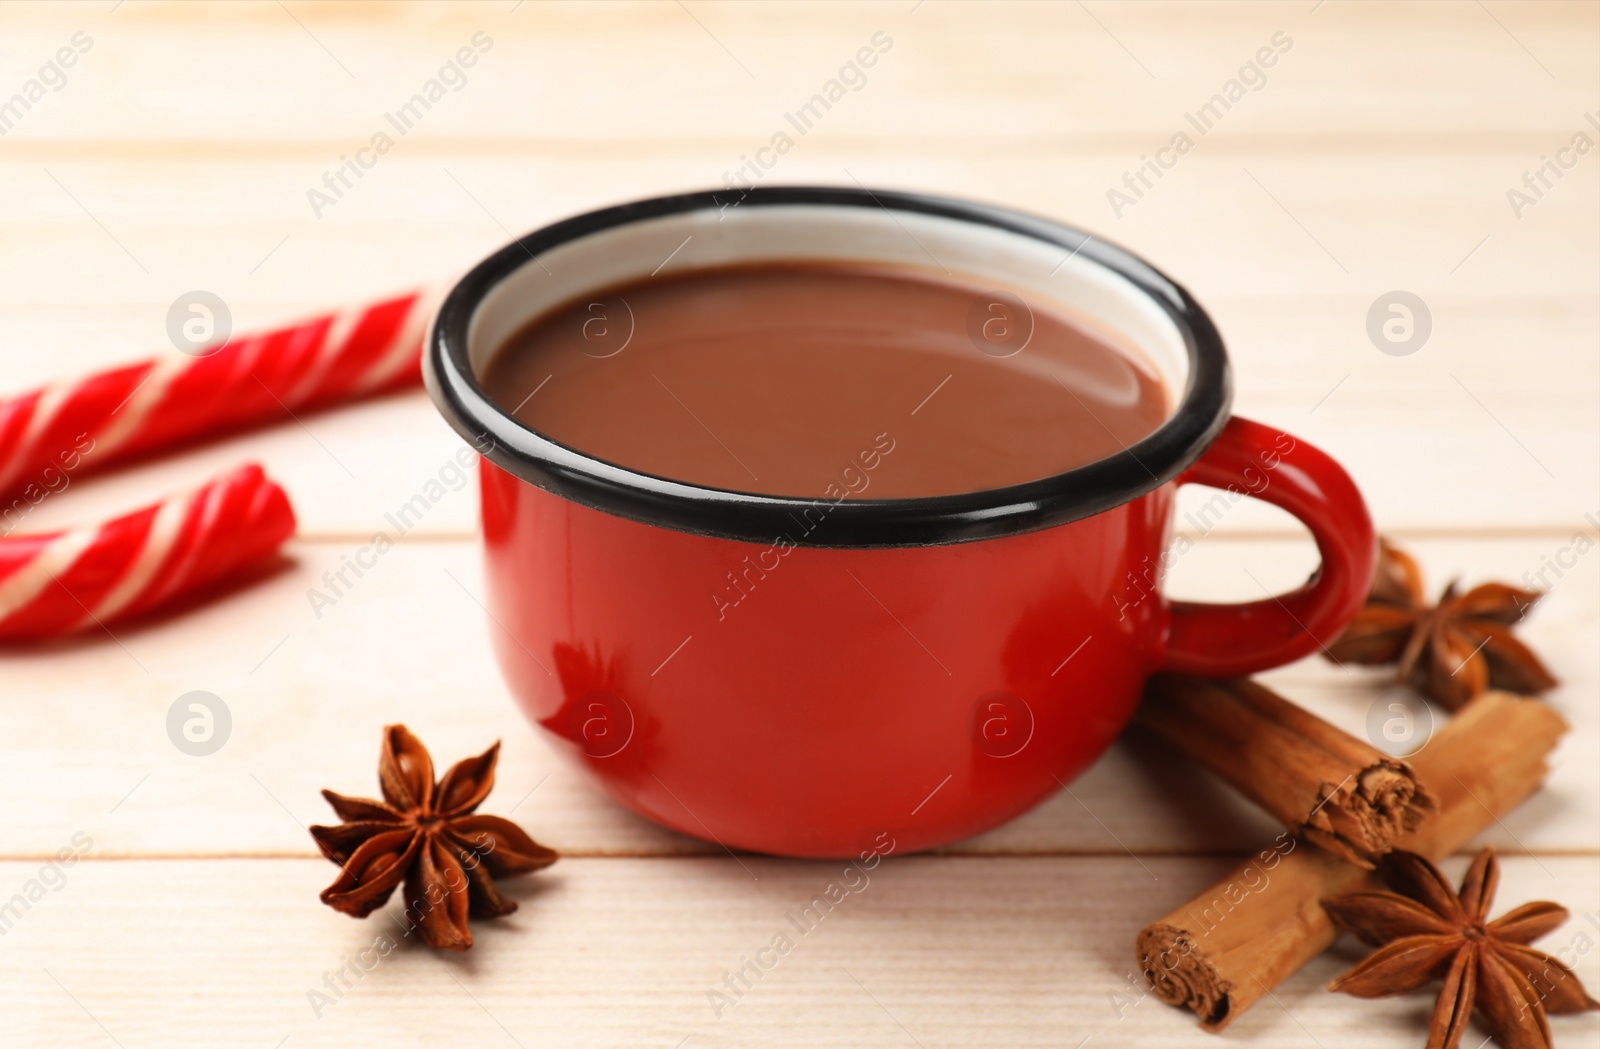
[466,204,1190,414]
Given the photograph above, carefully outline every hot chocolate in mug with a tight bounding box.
[425,186,1376,858]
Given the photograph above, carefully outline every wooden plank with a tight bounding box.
[6,291,1593,538]
[0,0,1593,148]
[4,854,1597,1047]
[0,147,1593,307]
[0,536,1590,860]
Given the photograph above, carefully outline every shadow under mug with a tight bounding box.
[425,186,1376,859]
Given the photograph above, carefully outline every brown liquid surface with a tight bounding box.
[481,263,1169,499]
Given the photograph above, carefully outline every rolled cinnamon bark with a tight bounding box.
[1136,690,1566,1032]
[1136,675,1438,867]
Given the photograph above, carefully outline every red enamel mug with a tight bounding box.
[425,187,1375,859]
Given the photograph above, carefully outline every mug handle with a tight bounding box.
[1162,416,1376,677]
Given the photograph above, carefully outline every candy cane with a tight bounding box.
[0,288,440,641]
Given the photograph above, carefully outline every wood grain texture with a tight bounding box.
[3,295,1595,537]
[1,151,1594,303]
[0,537,1590,860]
[0,0,1595,146]
[0,1,1595,1045]
[3,856,1598,1048]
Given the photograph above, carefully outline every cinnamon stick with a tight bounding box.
[1135,690,1566,1032]
[1136,675,1437,867]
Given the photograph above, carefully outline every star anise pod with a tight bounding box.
[310,724,558,951]
[1324,848,1597,1048]
[1325,538,1557,709]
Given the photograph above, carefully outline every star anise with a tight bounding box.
[1324,848,1597,1048]
[310,724,558,951]
[1325,538,1557,709]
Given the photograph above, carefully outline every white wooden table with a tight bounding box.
[1,2,1596,1045]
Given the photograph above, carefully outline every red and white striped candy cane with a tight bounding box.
[0,287,439,641]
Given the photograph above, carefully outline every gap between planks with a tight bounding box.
[0,131,1579,164]
[6,846,1597,863]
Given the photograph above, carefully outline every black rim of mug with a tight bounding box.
[425,185,1233,548]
